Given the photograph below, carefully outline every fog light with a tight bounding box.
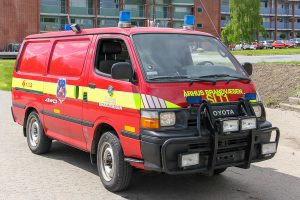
[223,120,239,132]
[261,143,277,155]
[241,118,257,130]
[180,153,199,167]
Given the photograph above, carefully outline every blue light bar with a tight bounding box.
[184,15,195,26]
[186,96,202,105]
[245,93,257,102]
[119,10,131,23]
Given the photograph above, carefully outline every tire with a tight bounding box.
[214,168,227,175]
[26,111,52,154]
[97,131,132,192]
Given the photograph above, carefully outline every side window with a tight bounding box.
[18,41,51,74]
[49,39,90,77]
[94,39,131,78]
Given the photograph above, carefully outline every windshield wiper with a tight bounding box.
[148,75,217,85]
[198,74,251,83]
[147,75,190,81]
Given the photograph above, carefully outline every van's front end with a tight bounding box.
[132,32,280,175]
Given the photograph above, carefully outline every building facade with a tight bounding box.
[3,0,300,51]
[221,0,300,40]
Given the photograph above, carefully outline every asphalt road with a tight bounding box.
[1,90,300,200]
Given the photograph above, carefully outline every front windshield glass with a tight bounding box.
[132,34,247,81]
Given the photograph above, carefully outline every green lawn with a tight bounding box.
[0,59,15,91]
[232,48,300,56]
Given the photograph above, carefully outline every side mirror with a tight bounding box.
[111,62,134,81]
[243,62,253,76]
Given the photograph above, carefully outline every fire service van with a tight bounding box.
[11,12,280,191]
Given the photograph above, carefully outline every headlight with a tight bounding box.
[241,118,257,130]
[160,112,176,127]
[252,105,262,117]
[223,120,239,132]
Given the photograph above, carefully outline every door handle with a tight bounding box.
[88,83,96,89]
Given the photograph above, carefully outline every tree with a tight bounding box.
[221,0,265,44]
[279,33,286,39]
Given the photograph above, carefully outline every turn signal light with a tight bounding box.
[141,117,159,129]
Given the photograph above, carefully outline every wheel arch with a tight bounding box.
[23,107,39,137]
[90,122,119,164]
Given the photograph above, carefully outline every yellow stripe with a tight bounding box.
[12,77,181,110]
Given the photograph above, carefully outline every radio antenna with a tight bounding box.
[199,0,221,38]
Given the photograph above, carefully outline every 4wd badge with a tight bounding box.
[56,78,66,103]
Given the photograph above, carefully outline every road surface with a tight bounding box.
[0,91,299,200]
[235,54,300,63]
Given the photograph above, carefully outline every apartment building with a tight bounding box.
[221,0,300,40]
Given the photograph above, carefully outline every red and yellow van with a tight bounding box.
[11,14,279,192]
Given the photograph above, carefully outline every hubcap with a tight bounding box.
[100,142,115,181]
[28,118,40,147]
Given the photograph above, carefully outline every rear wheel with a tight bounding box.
[97,131,132,192]
[214,168,227,175]
[26,111,52,154]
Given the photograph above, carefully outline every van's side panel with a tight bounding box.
[83,34,142,159]
[43,36,93,151]
[12,40,51,126]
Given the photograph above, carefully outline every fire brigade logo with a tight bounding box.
[56,78,66,103]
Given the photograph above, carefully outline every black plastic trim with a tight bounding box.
[14,87,43,95]
[12,102,26,109]
[40,110,94,127]
[121,130,140,140]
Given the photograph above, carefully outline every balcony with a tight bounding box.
[70,7,94,15]
[98,8,119,17]
[221,5,230,13]
[172,0,193,5]
[124,5,145,18]
[277,22,292,29]
[173,10,193,19]
[277,9,291,15]
[40,22,64,32]
[155,6,169,19]
[40,4,65,14]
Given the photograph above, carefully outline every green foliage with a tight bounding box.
[296,32,300,38]
[0,59,15,91]
[221,0,265,44]
[279,33,286,39]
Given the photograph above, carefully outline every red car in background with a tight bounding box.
[284,40,296,48]
[272,40,286,49]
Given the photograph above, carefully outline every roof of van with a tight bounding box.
[26,27,213,39]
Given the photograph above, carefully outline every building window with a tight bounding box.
[221,15,226,20]
[198,7,203,13]
[197,23,203,28]
[297,19,300,23]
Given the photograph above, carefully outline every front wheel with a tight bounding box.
[26,111,52,154]
[97,131,132,192]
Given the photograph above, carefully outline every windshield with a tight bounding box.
[133,34,248,82]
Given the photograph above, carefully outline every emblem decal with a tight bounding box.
[56,78,66,103]
[108,85,114,96]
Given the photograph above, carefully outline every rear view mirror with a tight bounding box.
[243,62,253,76]
[111,62,133,81]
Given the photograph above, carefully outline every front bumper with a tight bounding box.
[141,121,280,175]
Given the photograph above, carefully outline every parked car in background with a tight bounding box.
[272,40,285,49]
[252,42,264,50]
[243,43,256,50]
[261,40,273,49]
[290,38,300,46]
[284,40,296,48]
